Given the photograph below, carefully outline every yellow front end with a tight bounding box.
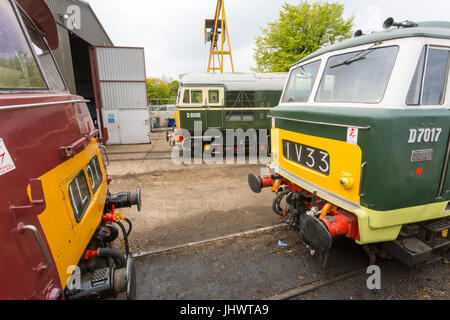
[271,128,362,208]
[271,128,450,244]
[36,140,108,288]
[174,110,181,130]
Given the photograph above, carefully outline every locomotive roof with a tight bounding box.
[294,21,450,67]
[179,72,288,91]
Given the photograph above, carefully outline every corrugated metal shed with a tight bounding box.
[45,0,113,46]
[100,82,147,109]
[179,72,288,91]
[43,0,151,144]
[94,46,147,110]
[96,47,146,81]
[44,0,114,94]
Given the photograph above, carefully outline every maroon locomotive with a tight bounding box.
[0,0,141,299]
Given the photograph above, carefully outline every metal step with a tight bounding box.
[384,234,449,266]
[420,217,449,248]
[430,236,450,251]
[424,217,450,233]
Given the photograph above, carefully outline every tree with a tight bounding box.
[252,1,354,72]
[146,77,179,105]
[168,80,179,99]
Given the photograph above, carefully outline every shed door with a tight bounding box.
[91,46,150,144]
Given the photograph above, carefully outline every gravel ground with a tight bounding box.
[106,132,280,254]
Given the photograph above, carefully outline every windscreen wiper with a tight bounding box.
[330,55,367,68]
[296,65,312,77]
[330,42,381,69]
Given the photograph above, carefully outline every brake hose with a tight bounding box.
[115,220,130,256]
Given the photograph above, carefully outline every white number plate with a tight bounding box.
[408,128,442,143]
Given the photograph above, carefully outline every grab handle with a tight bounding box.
[18,223,52,271]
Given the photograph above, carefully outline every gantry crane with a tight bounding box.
[205,0,234,73]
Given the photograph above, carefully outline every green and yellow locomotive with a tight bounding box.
[170,72,287,152]
[249,18,450,265]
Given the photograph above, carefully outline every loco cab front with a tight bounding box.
[0,0,142,299]
[249,21,450,265]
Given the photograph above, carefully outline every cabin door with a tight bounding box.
[205,88,224,130]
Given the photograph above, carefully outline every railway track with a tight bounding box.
[133,223,288,258]
[264,265,373,300]
[131,223,378,300]
[108,156,173,162]
[131,223,448,300]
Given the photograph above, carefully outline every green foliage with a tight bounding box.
[146,77,179,105]
[252,1,354,72]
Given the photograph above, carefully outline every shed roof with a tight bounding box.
[45,0,113,46]
[179,72,288,91]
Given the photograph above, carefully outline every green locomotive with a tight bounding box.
[171,72,287,152]
[249,18,450,265]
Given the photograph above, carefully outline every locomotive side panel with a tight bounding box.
[36,139,108,287]
[0,95,97,298]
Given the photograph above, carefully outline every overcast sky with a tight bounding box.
[88,0,450,80]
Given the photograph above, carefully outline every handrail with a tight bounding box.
[0,99,90,111]
[269,115,371,130]
[17,223,52,271]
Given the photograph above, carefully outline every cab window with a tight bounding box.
[68,171,91,223]
[209,90,219,104]
[86,155,103,194]
[20,9,66,92]
[316,46,399,103]
[282,60,320,103]
[0,0,46,90]
[191,90,203,103]
[183,89,190,103]
[406,46,450,106]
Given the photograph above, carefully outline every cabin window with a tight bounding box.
[86,155,103,194]
[0,0,46,90]
[316,46,399,103]
[68,170,92,223]
[282,60,320,103]
[183,89,190,103]
[20,10,66,92]
[209,90,220,104]
[406,46,450,106]
[191,90,203,103]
